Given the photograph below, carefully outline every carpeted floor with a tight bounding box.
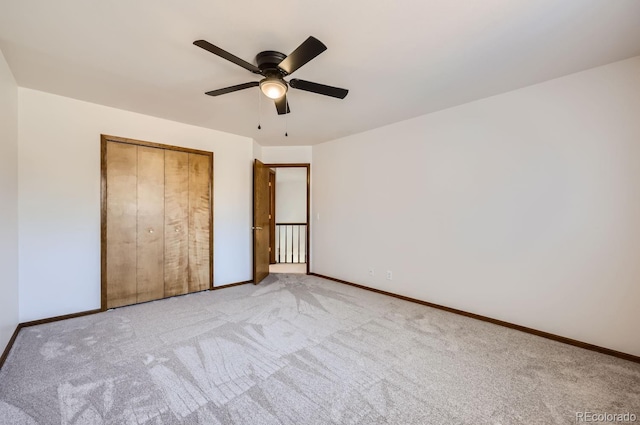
[0,274,638,424]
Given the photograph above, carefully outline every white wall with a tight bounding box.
[312,56,640,356]
[275,168,307,223]
[252,140,262,161]
[0,50,19,349]
[18,89,254,322]
[261,146,312,164]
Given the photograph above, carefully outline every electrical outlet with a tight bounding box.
[368,269,375,277]
[386,270,393,280]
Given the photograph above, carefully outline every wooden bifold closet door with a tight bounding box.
[101,135,213,310]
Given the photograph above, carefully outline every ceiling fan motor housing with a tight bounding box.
[256,51,288,77]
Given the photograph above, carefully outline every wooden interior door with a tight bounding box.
[136,146,165,303]
[105,142,138,308]
[253,159,270,283]
[188,153,212,292]
[164,150,189,297]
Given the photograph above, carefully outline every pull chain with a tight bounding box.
[257,89,262,130]
[285,93,288,137]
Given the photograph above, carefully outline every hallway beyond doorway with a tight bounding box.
[269,263,306,274]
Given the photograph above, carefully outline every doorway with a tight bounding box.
[253,162,310,283]
[269,166,308,274]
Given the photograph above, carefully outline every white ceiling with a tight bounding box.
[1,1,639,146]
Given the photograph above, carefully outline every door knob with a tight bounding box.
[252,226,263,230]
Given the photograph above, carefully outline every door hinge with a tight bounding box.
[269,247,272,252]
[269,182,272,187]
[269,214,272,219]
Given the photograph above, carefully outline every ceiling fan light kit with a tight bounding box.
[260,78,287,99]
[194,36,348,116]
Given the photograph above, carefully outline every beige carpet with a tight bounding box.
[0,274,638,424]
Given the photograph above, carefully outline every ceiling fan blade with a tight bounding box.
[278,36,327,75]
[194,40,261,74]
[205,81,259,96]
[289,79,348,99]
[274,97,291,115]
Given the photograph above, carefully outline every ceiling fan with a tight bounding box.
[193,36,348,115]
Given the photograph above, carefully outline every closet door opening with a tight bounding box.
[101,135,213,310]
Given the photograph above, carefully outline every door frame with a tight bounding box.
[100,134,214,311]
[269,169,277,264]
[261,163,311,275]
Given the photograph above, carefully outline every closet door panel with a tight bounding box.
[164,150,190,296]
[105,142,138,309]
[136,146,165,303]
[188,153,211,292]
